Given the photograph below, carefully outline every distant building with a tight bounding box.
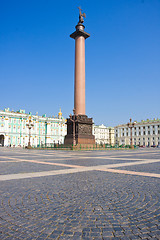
[92,124,114,145]
[114,118,160,147]
[109,127,115,146]
[0,108,67,147]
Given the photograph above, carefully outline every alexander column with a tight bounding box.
[64,8,95,146]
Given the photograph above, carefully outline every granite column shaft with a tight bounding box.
[74,36,85,115]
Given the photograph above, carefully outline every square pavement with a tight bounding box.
[0,148,160,239]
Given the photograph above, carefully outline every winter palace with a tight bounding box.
[0,108,67,147]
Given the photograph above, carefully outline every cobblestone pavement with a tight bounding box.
[0,148,160,239]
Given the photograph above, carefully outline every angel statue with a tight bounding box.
[78,7,86,24]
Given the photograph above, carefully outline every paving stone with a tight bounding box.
[0,148,160,239]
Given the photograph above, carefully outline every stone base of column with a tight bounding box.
[64,115,95,145]
[26,145,32,149]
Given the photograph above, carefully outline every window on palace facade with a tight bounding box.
[153,131,155,134]
[148,131,150,134]
[144,131,145,135]
[158,130,160,134]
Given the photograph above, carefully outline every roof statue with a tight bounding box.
[78,7,86,24]
[58,108,62,116]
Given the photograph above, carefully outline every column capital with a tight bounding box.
[70,23,90,39]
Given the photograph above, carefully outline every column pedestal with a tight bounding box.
[64,115,95,145]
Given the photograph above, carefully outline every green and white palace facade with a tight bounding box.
[0,108,67,147]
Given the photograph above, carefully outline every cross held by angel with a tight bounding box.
[78,7,86,24]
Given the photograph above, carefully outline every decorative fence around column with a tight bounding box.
[32,143,138,150]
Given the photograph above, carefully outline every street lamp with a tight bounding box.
[26,116,34,148]
[127,118,135,149]
[69,108,76,146]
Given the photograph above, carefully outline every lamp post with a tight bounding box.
[127,118,135,149]
[69,109,76,146]
[26,116,34,148]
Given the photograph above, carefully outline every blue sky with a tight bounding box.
[0,0,160,126]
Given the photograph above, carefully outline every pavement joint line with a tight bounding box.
[0,159,160,181]
[1,150,159,160]
[1,155,160,163]
[0,160,20,163]
[97,168,160,178]
[0,156,82,168]
[60,156,160,161]
[0,153,89,159]
[0,168,93,181]
[1,152,160,159]
[1,149,158,154]
[83,159,160,171]
[107,157,160,161]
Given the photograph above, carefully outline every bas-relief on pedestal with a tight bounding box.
[64,8,95,146]
[65,115,95,145]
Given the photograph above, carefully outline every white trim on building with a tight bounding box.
[92,124,114,145]
[0,108,67,147]
[114,119,160,147]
